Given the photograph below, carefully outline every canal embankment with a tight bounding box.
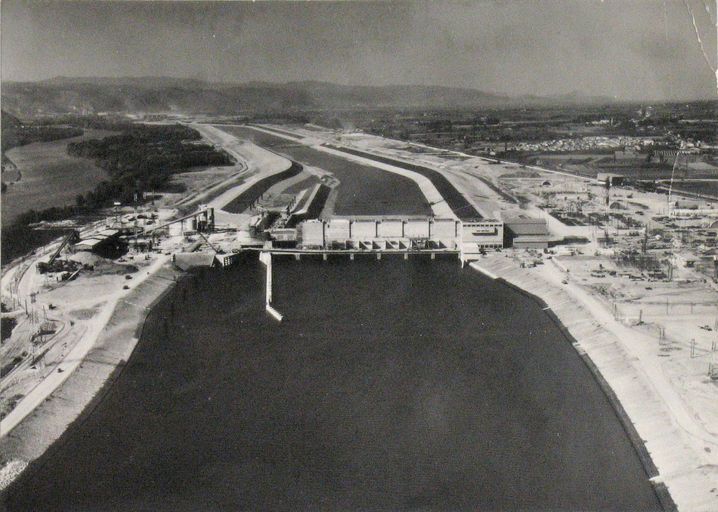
[212,125,435,217]
[472,254,717,512]
[0,257,180,489]
[2,258,664,511]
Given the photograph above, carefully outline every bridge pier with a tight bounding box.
[294,253,300,261]
[404,253,408,260]
[431,252,436,260]
[377,253,382,260]
[323,253,328,261]
[350,253,354,261]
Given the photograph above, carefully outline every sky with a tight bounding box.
[1,0,716,101]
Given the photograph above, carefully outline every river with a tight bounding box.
[1,130,117,266]
[2,256,661,511]
[1,129,116,226]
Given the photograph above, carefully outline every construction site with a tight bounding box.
[1,122,717,510]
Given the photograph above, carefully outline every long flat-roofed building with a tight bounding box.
[298,216,503,256]
[503,214,552,249]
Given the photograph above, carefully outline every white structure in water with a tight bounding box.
[299,216,504,260]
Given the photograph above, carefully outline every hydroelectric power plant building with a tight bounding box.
[296,217,504,260]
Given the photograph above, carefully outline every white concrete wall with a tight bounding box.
[378,220,404,238]
[301,220,324,247]
[404,219,430,238]
[325,219,351,242]
[351,220,377,240]
[432,219,458,239]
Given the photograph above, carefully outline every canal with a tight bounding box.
[215,126,433,217]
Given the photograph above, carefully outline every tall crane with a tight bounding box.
[38,230,79,273]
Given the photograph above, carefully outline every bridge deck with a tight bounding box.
[258,248,460,255]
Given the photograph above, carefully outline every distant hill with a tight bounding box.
[1,77,618,116]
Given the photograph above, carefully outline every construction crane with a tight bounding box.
[667,148,687,217]
[38,230,79,273]
[49,230,79,264]
[196,231,223,254]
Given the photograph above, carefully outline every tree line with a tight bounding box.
[69,124,233,209]
[12,124,233,227]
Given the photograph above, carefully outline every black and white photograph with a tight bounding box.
[0,1,717,510]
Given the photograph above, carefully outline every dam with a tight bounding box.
[1,124,666,512]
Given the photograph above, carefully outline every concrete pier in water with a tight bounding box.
[260,251,282,322]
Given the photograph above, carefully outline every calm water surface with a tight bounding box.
[216,126,432,216]
[3,257,661,511]
[2,129,115,225]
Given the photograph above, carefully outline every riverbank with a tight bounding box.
[243,124,457,219]
[2,257,663,511]
[213,125,433,217]
[0,125,279,489]
[0,257,179,489]
[471,254,718,512]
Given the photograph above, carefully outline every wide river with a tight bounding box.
[2,129,115,225]
[1,129,116,265]
[4,256,661,511]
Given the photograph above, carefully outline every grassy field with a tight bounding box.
[1,129,116,225]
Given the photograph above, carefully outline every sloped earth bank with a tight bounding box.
[3,256,661,511]
[215,126,432,217]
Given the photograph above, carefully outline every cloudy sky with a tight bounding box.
[2,0,716,100]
